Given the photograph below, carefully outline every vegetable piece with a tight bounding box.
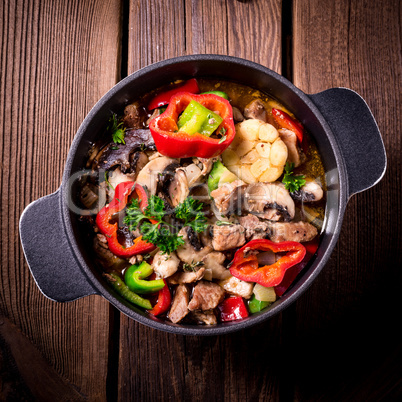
[148,78,200,110]
[208,160,233,193]
[177,100,223,136]
[124,262,165,294]
[149,92,235,158]
[218,296,249,322]
[124,195,207,254]
[106,273,152,309]
[272,108,304,143]
[248,295,270,314]
[107,113,126,144]
[274,236,319,296]
[148,279,171,316]
[282,162,306,193]
[253,284,276,302]
[96,182,155,258]
[229,239,306,287]
[200,91,229,100]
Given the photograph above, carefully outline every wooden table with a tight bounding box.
[1,0,401,400]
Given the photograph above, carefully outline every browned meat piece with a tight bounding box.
[123,102,142,129]
[268,221,318,243]
[188,281,225,311]
[168,268,205,284]
[238,214,270,240]
[168,284,190,324]
[211,224,246,251]
[202,252,231,280]
[190,310,217,325]
[210,180,246,215]
[278,128,305,167]
[244,99,267,122]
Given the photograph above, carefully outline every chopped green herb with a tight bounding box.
[107,113,126,145]
[104,171,114,190]
[218,134,227,144]
[215,220,233,226]
[282,162,306,193]
[124,195,207,254]
[183,260,204,272]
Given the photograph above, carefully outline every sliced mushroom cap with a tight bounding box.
[106,167,136,199]
[169,169,189,207]
[278,128,305,167]
[136,156,177,195]
[130,151,149,178]
[244,99,268,122]
[176,227,212,264]
[244,182,295,221]
[202,252,231,280]
[94,129,155,173]
[291,179,324,202]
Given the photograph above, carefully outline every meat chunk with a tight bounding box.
[211,224,246,251]
[152,251,180,278]
[244,99,267,122]
[188,281,225,311]
[202,252,231,280]
[168,285,190,324]
[268,221,318,243]
[123,102,142,129]
[278,128,305,167]
[168,268,205,284]
[210,180,246,215]
[238,214,270,240]
[219,276,254,299]
[190,310,217,325]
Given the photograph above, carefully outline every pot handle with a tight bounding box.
[19,189,98,302]
[309,88,386,198]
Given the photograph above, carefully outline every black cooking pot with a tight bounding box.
[19,55,386,335]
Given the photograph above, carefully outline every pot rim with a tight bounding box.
[60,54,348,335]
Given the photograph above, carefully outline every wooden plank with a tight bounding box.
[0,0,121,399]
[292,0,401,400]
[120,1,283,401]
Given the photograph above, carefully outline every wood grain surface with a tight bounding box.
[1,0,401,401]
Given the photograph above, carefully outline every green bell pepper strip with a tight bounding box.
[248,294,270,314]
[106,273,152,309]
[124,262,165,294]
[200,91,229,100]
[177,100,223,137]
[207,160,231,193]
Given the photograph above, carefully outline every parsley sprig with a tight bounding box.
[124,195,207,254]
[282,162,306,193]
[107,113,126,145]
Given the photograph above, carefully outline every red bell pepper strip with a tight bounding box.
[148,78,200,110]
[218,296,249,322]
[96,182,155,258]
[272,108,304,143]
[148,279,171,316]
[149,92,235,158]
[230,239,306,288]
[274,236,319,296]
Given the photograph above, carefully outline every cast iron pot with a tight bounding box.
[19,55,386,335]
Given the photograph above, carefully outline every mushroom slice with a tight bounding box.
[95,129,155,173]
[202,252,231,280]
[168,267,205,284]
[182,163,203,186]
[136,156,177,195]
[130,151,149,179]
[169,169,189,207]
[278,128,305,167]
[291,179,324,202]
[244,182,295,222]
[210,179,246,215]
[152,251,180,278]
[244,99,268,122]
[176,227,212,264]
[194,157,219,176]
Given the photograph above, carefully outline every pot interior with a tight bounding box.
[63,56,343,334]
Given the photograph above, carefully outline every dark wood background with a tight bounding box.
[1,0,401,400]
